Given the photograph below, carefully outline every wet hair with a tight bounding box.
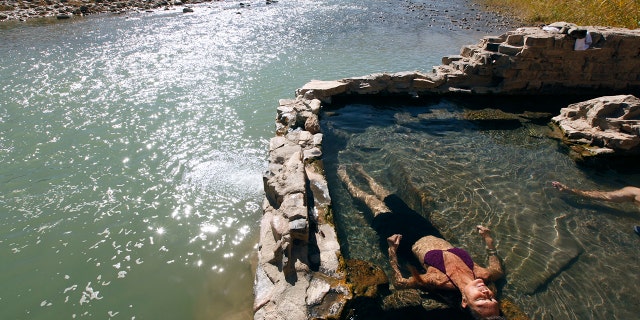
[407,264,505,320]
[465,305,506,320]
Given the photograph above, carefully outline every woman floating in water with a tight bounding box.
[337,164,504,320]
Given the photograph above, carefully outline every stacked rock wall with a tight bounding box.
[450,25,640,94]
[296,25,640,101]
[255,98,350,319]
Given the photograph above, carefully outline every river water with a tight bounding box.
[1,0,638,319]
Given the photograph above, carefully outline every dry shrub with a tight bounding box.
[481,0,640,29]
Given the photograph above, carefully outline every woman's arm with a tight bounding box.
[387,234,420,289]
[476,225,503,281]
[551,181,639,204]
[387,234,436,289]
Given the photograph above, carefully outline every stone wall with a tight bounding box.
[255,98,350,319]
[255,24,640,320]
[297,24,640,101]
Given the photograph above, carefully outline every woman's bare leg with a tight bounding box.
[353,163,391,199]
[337,165,390,217]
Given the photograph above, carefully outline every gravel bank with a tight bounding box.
[0,0,218,22]
[1,0,522,32]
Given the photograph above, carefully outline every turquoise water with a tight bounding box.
[6,1,637,319]
[0,1,504,319]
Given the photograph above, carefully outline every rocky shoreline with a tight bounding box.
[0,0,522,32]
[0,0,219,22]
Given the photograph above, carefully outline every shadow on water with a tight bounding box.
[321,95,640,320]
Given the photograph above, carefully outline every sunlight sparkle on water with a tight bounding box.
[211,265,224,273]
[0,1,525,319]
[200,223,219,234]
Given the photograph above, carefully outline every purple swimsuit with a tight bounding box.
[424,248,476,286]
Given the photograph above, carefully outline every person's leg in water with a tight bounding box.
[352,163,443,235]
[353,163,391,200]
[337,164,391,217]
[337,164,441,258]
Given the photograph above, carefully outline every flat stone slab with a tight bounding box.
[296,80,349,102]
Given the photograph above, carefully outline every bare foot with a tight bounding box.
[337,164,349,182]
[387,234,402,249]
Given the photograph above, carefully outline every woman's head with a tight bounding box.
[461,279,500,319]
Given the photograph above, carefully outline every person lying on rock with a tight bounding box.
[338,164,504,320]
[551,181,640,235]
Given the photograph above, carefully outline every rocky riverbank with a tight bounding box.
[0,0,523,32]
[0,0,218,21]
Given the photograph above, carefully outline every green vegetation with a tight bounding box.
[481,0,640,29]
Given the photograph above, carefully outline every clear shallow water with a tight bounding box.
[0,1,503,319]
[322,99,640,320]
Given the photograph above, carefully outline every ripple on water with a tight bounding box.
[1,0,608,319]
[323,100,640,320]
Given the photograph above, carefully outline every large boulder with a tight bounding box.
[552,95,640,157]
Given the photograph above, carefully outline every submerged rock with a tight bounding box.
[345,259,389,298]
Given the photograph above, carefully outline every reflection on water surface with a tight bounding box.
[322,98,640,320]
[0,0,514,318]
[3,0,637,318]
